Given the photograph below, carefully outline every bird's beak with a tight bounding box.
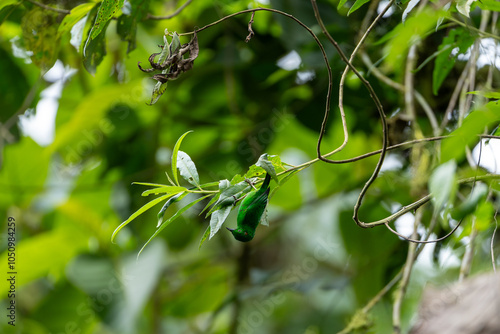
[226,227,235,232]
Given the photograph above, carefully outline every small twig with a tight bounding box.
[333,0,395,166]
[146,0,193,20]
[359,173,500,229]
[24,0,70,14]
[245,11,255,43]
[309,0,390,230]
[447,16,500,41]
[384,219,463,244]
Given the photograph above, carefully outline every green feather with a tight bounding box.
[227,173,271,242]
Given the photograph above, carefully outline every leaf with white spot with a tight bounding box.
[456,0,476,17]
[177,150,200,187]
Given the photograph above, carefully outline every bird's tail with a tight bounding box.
[261,172,272,190]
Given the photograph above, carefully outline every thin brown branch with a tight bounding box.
[24,0,70,14]
[309,0,390,230]
[280,134,500,176]
[333,0,395,164]
[361,173,500,229]
[146,0,193,20]
[310,0,388,165]
[447,16,500,41]
[384,219,463,244]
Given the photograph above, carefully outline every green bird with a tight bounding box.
[227,173,271,242]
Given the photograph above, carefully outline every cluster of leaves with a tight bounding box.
[0,0,151,73]
[111,131,289,257]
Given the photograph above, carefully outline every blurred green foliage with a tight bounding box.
[1,0,500,334]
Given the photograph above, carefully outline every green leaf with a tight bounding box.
[260,208,269,226]
[116,0,150,53]
[433,29,474,95]
[48,80,143,155]
[200,194,219,217]
[0,4,18,25]
[199,225,211,249]
[148,81,168,105]
[451,182,488,220]
[255,153,278,183]
[83,17,109,74]
[147,34,172,104]
[141,186,186,197]
[0,138,50,207]
[138,195,210,258]
[171,131,193,186]
[468,91,500,99]
[348,0,370,15]
[402,0,420,24]
[57,2,95,39]
[169,32,181,55]
[429,160,457,211]
[177,151,200,187]
[21,8,59,70]
[90,0,124,40]
[159,34,170,63]
[209,205,233,239]
[383,9,441,73]
[0,47,30,121]
[441,102,500,162]
[0,0,18,12]
[475,200,494,232]
[111,193,175,242]
[157,192,188,227]
[478,0,500,11]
